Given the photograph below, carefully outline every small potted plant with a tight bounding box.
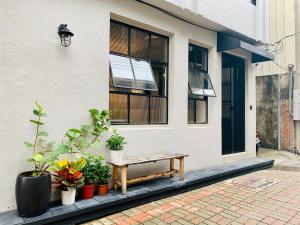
[81,154,97,199]
[16,101,66,217]
[95,156,111,196]
[52,158,86,205]
[106,129,127,163]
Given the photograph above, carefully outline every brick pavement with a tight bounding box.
[82,170,300,225]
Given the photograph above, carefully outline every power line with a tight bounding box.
[272,61,289,72]
[135,0,218,33]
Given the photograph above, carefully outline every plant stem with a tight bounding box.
[33,116,41,172]
[38,164,49,176]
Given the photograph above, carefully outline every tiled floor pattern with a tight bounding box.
[83,170,300,225]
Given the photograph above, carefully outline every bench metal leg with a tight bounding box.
[113,165,118,191]
[170,159,174,178]
[121,166,127,194]
[179,157,184,181]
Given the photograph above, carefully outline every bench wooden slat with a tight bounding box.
[109,153,188,166]
[111,153,189,194]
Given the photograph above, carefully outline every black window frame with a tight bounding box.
[109,20,169,125]
[188,43,208,124]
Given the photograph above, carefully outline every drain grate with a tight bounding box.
[224,177,278,191]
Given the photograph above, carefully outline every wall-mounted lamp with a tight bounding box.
[58,24,74,47]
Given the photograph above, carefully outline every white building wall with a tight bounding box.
[0,0,258,212]
[148,0,268,42]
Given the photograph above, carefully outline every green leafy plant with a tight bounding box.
[81,154,97,185]
[94,156,111,185]
[61,109,110,154]
[106,129,127,151]
[24,101,66,176]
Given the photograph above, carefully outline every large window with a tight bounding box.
[188,44,215,124]
[109,21,168,125]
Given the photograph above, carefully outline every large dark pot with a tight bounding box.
[15,171,51,217]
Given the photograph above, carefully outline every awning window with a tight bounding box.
[109,54,158,91]
[188,69,216,97]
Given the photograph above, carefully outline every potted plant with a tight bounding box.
[106,129,127,163]
[16,101,66,217]
[61,109,110,154]
[52,158,86,205]
[81,154,97,199]
[95,156,111,196]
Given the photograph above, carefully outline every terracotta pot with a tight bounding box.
[82,184,95,199]
[98,184,109,196]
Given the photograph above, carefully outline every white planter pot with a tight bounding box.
[61,188,76,205]
[110,150,123,164]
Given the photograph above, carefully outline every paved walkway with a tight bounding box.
[257,149,300,171]
[83,169,300,225]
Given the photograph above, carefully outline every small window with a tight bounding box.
[188,44,214,124]
[251,0,256,6]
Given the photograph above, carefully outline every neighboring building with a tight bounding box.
[0,0,272,211]
[256,0,299,151]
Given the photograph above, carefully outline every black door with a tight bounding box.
[222,53,245,155]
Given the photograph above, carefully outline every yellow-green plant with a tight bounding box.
[24,101,68,176]
[51,158,86,191]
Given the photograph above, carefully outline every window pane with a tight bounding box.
[196,100,207,123]
[130,29,149,59]
[150,97,167,123]
[131,58,158,91]
[150,35,167,62]
[110,22,128,55]
[195,47,208,71]
[188,70,204,95]
[109,54,135,89]
[130,95,149,124]
[189,44,208,71]
[198,72,216,96]
[188,70,216,97]
[151,64,167,96]
[188,100,195,123]
[188,45,195,69]
[109,93,128,124]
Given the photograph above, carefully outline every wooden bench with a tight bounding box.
[109,153,189,194]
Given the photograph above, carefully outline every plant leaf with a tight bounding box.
[38,131,48,137]
[67,129,81,138]
[32,153,44,162]
[24,142,34,148]
[35,100,43,111]
[90,140,101,148]
[55,144,69,154]
[30,120,44,125]
[69,129,81,133]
